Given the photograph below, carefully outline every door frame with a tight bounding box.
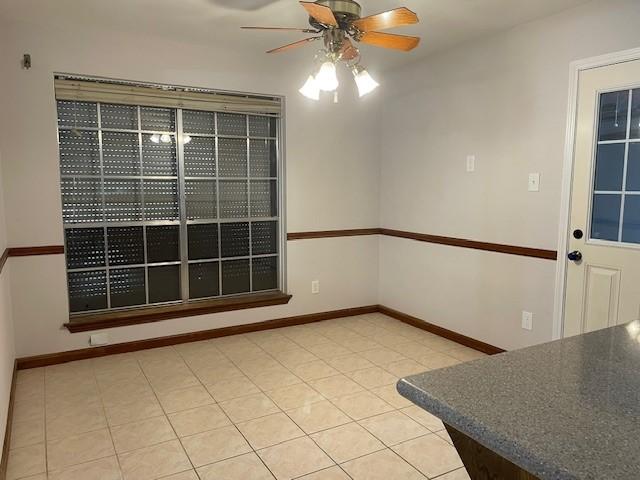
[554,46,640,340]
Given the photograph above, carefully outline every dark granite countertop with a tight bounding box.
[397,323,640,480]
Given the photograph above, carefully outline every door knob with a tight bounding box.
[568,250,582,262]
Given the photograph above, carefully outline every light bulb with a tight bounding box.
[183,135,192,144]
[315,61,339,92]
[352,65,379,97]
[150,134,160,143]
[160,134,171,143]
[299,75,320,101]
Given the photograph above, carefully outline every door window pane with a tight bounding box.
[221,222,249,258]
[598,90,629,141]
[141,107,175,131]
[103,132,140,176]
[622,196,640,244]
[591,194,621,241]
[101,103,138,129]
[250,139,277,177]
[218,113,246,136]
[59,130,100,176]
[104,179,142,222]
[251,180,277,217]
[183,110,215,135]
[594,143,625,191]
[186,180,217,219]
[251,221,277,255]
[631,89,640,140]
[184,137,216,177]
[626,143,640,191]
[218,138,247,177]
[57,100,98,128]
[143,180,179,221]
[219,181,248,218]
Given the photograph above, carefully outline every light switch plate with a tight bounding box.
[311,280,320,294]
[528,173,540,192]
[466,155,476,172]
[522,311,533,331]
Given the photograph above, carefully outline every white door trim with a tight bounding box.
[554,46,640,340]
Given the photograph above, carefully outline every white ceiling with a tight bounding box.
[0,0,592,69]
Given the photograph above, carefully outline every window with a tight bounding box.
[56,77,285,316]
[591,88,640,244]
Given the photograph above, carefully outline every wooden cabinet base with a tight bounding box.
[445,424,541,480]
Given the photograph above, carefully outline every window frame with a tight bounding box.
[55,75,288,322]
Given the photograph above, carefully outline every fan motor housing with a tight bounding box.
[311,0,361,28]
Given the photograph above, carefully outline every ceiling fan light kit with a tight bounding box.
[242,0,420,102]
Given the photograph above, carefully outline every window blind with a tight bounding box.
[56,77,283,315]
[54,78,282,115]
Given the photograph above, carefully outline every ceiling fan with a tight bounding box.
[241,0,420,100]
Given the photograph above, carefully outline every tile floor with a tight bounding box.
[6,313,486,480]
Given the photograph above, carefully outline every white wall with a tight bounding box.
[0,19,380,357]
[0,147,16,454]
[378,0,640,350]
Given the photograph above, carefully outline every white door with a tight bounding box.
[564,59,640,337]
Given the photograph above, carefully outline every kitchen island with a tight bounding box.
[397,322,640,480]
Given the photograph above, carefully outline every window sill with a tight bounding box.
[64,292,293,333]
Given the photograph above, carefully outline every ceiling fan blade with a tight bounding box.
[340,38,359,61]
[299,1,338,26]
[266,36,321,53]
[352,7,418,32]
[359,31,420,51]
[241,26,317,32]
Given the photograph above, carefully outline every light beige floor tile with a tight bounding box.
[289,361,339,381]
[159,470,199,479]
[418,353,461,370]
[436,429,454,445]
[348,367,397,389]
[335,336,380,353]
[193,363,243,384]
[237,412,304,449]
[100,379,155,408]
[257,436,334,480]
[311,422,385,463]
[390,342,436,361]
[447,346,487,362]
[48,455,122,480]
[359,348,406,367]
[383,359,428,378]
[400,406,445,432]
[308,375,364,399]
[392,434,463,478]
[47,429,114,471]
[12,396,45,424]
[16,474,47,480]
[205,376,260,402]
[359,411,429,446]
[266,383,324,410]
[104,396,164,427]
[297,466,351,479]
[148,372,200,394]
[180,425,251,467]
[10,418,45,449]
[197,452,275,480]
[46,406,107,442]
[306,343,352,360]
[118,439,191,480]
[6,443,46,480]
[252,370,303,391]
[341,448,425,480]
[270,348,318,368]
[286,400,351,434]
[325,354,374,373]
[157,385,214,413]
[370,384,413,409]
[332,391,394,420]
[219,392,280,423]
[436,467,471,480]
[168,404,230,437]
[111,416,176,453]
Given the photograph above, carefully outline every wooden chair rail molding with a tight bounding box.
[0,228,556,278]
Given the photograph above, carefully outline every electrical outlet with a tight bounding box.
[521,311,533,331]
[90,333,110,346]
[311,280,320,294]
[466,155,476,172]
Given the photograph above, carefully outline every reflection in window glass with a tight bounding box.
[598,90,629,141]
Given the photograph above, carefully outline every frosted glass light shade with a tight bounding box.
[352,66,379,97]
[299,75,320,100]
[315,61,339,92]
